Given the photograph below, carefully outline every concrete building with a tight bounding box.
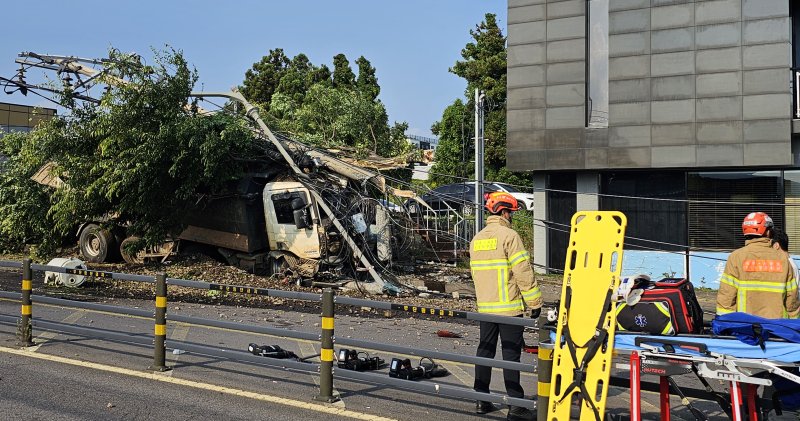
[0,102,55,135]
[506,0,800,273]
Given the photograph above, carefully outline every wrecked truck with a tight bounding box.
[71,172,394,277]
[14,52,417,292]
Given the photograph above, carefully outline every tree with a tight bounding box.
[431,13,527,186]
[332,53,356,89]
[0,48,258,255]
[356,56,380,101]
[430,100,470,186]
[240,48,290,111]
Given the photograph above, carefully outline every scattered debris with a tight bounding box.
[436,330,462,338]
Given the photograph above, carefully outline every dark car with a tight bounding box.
[408,182,499,215]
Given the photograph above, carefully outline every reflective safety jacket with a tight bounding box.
[716,237,800,319]
[469,215,542,316]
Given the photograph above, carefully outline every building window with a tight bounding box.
[601,172,687,252]
[688,171,783,251]
[587,0,609,128]
[785,170,800,254]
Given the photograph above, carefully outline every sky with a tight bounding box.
[0,1,507,137]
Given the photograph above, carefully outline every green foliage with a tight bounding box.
[430,100,470,186]
[332,53,357,89]
[356,56,380,101]
[0,48,258,255]
[431,13,529,186]
[243,50,408,161]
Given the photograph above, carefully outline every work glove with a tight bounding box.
[530,307,541,319]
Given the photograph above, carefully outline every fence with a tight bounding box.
[0,258,538,411]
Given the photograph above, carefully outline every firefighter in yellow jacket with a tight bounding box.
[717,212,800,318]
[470,192,541,421]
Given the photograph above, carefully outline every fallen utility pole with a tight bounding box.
[194,89,389,292]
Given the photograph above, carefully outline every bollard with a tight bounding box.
[315,288,339,403]
[150,272,170,372]
[17,258,34,347]
[536,314,553,421]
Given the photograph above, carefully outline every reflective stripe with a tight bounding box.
[22,280,32,290]
[720,273,739,287]
[716,307,734,315]
[477,300,525,313]
[321,348,334,362]
[21,305,31,316]
[321,317,334,330]
[654,303,673,335]
[538,381,551,396]
[522,287,541,302]
[156,297,167,308]
[509,250,529,267]
[498,268,507,302]
[155,324,166,336]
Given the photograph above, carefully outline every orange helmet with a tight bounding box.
[742,212,774,237]
[485,192,519,214]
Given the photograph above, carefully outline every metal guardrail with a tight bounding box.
[0,258,539,411]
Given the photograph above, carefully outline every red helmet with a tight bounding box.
[485,192,519,214]
[742,212,774,237]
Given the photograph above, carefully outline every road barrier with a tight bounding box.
[0,259,537,411]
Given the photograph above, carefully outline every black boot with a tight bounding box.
[476,400,499,414]
[507,406,535,421]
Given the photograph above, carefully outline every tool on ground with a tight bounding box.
[248,343,298,359]
[336,348,385,371]
[388,357,449,380]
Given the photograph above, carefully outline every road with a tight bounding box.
[0,267,795,420]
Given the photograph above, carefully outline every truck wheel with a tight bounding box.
[79,224,117,263]
[270,257,289,276]
[120,236,146,264]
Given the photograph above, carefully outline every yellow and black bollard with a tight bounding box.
[17,258,34,347]
[150,272,170,372]
[315,288,339,403]
[536,314,554,421]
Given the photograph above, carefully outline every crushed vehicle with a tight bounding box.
[10,52,427,293]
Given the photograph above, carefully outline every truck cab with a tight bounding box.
[263,181,321,260]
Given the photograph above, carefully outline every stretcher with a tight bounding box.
[614,334,800,421]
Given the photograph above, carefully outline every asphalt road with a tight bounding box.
[0,266,795,421]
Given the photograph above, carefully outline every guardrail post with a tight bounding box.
[17,258,34,347]
[315,288,338,403]
[536,314,553,421]
[150,272,170,372]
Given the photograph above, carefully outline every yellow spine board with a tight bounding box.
[547,211,626,421]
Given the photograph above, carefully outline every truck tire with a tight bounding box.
[79,223,117,263]
[120,236,145,264]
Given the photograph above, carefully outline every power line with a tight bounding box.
[407,165,800,208]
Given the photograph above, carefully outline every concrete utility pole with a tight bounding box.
[474,89,486,235]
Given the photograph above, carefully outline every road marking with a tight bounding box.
[0,345,396,421]
[28,310,84,353]
[444,363,473,387]
[164,322,191,376]
[297,341,345,408]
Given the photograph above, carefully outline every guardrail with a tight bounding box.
[0,258,539,411]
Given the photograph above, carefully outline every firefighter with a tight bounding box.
[470,192,541,421]
[716,212,800,318]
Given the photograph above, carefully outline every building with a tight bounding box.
[506,0,800,277]
[407,134,439,151]
[0,102,55,135]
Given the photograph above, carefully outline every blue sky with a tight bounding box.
[0,1,507,137]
